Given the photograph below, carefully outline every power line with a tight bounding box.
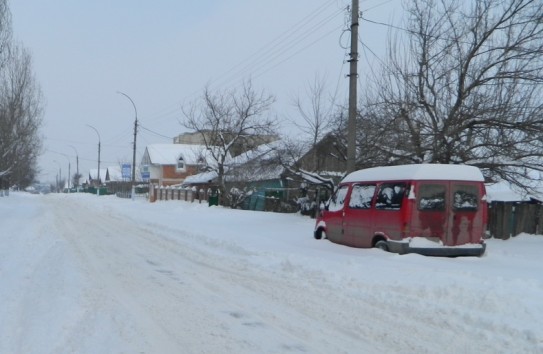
[139,125,174,140]
[209,9,346,92]
[141,1,347,125]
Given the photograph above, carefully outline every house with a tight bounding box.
[173,131,279,157]
[105,165,124,183]
[293,132,347,174]
[88,168,108,186]
[222,136,346,211]
[140,144,209,186]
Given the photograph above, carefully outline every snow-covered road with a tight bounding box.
[1,192,542,353]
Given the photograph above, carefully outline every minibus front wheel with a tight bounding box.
[375,240,389,252]
[314,228,327,240]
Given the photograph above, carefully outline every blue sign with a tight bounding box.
[122,163,131,179]
[141,171,150,182]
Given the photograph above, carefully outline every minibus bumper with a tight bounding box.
[387,240,486,257]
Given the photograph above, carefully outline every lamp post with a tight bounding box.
[86,124,101,192]
[53,160,61,193]
[68,145,79,190]
[61,153,71,191]
[117,91,138,200]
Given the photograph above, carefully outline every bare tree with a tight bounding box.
[182,80,276,203]
[363,0,543,189]
[290,74,336,171]
[0,1,44,189]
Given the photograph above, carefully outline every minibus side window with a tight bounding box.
[453,185,479,211]
[418,184,446,211]
[328,185,349,212]
[349,184,376,209]
[375,183,406,210]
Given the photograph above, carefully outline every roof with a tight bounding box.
[486,181,543,202]
[182,171,219,185]
[342,164,484,183]
[89,168,108,180]
[226,141,285,182]
[146,144,208,165]
[106,165,123,182]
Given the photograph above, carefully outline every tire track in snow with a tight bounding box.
[38,195,542,354]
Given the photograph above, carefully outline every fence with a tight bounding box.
[149,186,542,238]
[149,185,214,204]
[488,202,543,239]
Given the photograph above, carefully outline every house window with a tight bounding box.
[177,156,185,171]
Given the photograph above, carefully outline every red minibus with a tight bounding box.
[314,164,487,256]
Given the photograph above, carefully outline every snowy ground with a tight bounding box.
[1,192,542,354]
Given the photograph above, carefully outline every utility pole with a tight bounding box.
[132,115,138,185]
[86,125,101,192]
[69,145,79,189]
[346,0,359,174]
[117,91,138,200]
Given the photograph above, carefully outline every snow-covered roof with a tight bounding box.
[228,140,282,166]
[146,144,208,165]
[342,164,484,183]
[106,166,123,182]
[182,171,218,185]
[485,181,543,202]
[226,141,285,182]
[89,168,108,180]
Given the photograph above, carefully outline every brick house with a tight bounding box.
[140,144,209,186]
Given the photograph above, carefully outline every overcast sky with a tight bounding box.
[10,0,401,183]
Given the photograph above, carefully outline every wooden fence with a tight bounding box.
[149,185,214,204]
[149,186,542,239]
[488,202,543,239]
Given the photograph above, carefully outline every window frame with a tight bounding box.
[418,183,446,212]
[452,184,479,212]
[176,155,186,172]
[328,185,349,212]
[348,183,376,210]
[375,182,407,211]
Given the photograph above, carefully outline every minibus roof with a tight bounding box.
[342,164,484,183]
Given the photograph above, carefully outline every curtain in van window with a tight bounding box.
[349,184,376,209]
[375,183,406,210]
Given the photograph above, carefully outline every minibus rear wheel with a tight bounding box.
[375,240,389,252]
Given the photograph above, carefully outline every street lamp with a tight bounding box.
[60,153,71,191]
[86,124,101,188]
[68,145,79,189]
[53,160,61,193]
[117,91,138,199]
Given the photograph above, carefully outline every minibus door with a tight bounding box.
[414,182,448,242]
[447,182,481,246]
[343,184,377,247]
[325,185,350,243]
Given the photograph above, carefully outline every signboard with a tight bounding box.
[121,163,131,179]
[141,171,150,182]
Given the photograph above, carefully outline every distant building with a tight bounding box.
[173,131,279,157]
[88,168,108,186]
[140,144,209,186]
